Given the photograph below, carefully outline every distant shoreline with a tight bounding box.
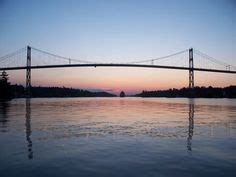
[5,97,236,100]
[134,86,236,99]
[2,84,236,99]
[9,85,116,98]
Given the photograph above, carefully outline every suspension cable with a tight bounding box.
[31,46,94,64]
[127,49,189,64]
[0,47,26,63]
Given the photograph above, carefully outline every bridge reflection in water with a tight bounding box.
[25,99,33,159]
[187,100,195,151]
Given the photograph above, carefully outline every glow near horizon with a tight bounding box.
[0,0,236,94]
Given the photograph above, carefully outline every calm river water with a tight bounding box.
[0,98,236,177]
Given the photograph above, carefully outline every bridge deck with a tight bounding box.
[0,64,236,74]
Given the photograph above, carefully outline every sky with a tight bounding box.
[0,0,235,94]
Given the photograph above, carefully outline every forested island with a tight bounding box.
[135,86,236,98]
[10,85,116,98]
[0,71,115,99]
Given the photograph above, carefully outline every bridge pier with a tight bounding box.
[26,46,31,98]
[189,48,194,89]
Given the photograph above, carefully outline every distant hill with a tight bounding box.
[135,86,236,98]
[10,85,116,98]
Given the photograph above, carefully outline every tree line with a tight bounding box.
[135,86,236,98]
[0,71,115,100]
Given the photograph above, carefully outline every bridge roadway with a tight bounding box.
[0,63,236,74]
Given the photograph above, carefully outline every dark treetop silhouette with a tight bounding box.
[0,71,11,100]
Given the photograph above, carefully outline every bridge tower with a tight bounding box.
[26,46,31,98]
[189,48,194,89]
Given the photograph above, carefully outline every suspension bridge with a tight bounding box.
[0,46,236,97]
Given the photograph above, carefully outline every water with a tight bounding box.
[0,98,236,177]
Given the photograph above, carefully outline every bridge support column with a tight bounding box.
[189,48,194,89]
[26,46,31,98]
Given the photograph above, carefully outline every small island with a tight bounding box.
[120,91,125,97]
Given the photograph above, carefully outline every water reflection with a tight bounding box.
[25,98,33,159]
[187,99,195,151]
[21,98,197,159]
[0,101,9,132]
[0,98,235,177]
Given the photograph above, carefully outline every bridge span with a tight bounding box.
[0,46,236,97]
[1,63,236,73]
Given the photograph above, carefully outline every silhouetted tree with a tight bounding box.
[0,71,11,99]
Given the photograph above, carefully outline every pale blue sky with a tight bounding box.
[0,0,235,93]
[0,0,235,62]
